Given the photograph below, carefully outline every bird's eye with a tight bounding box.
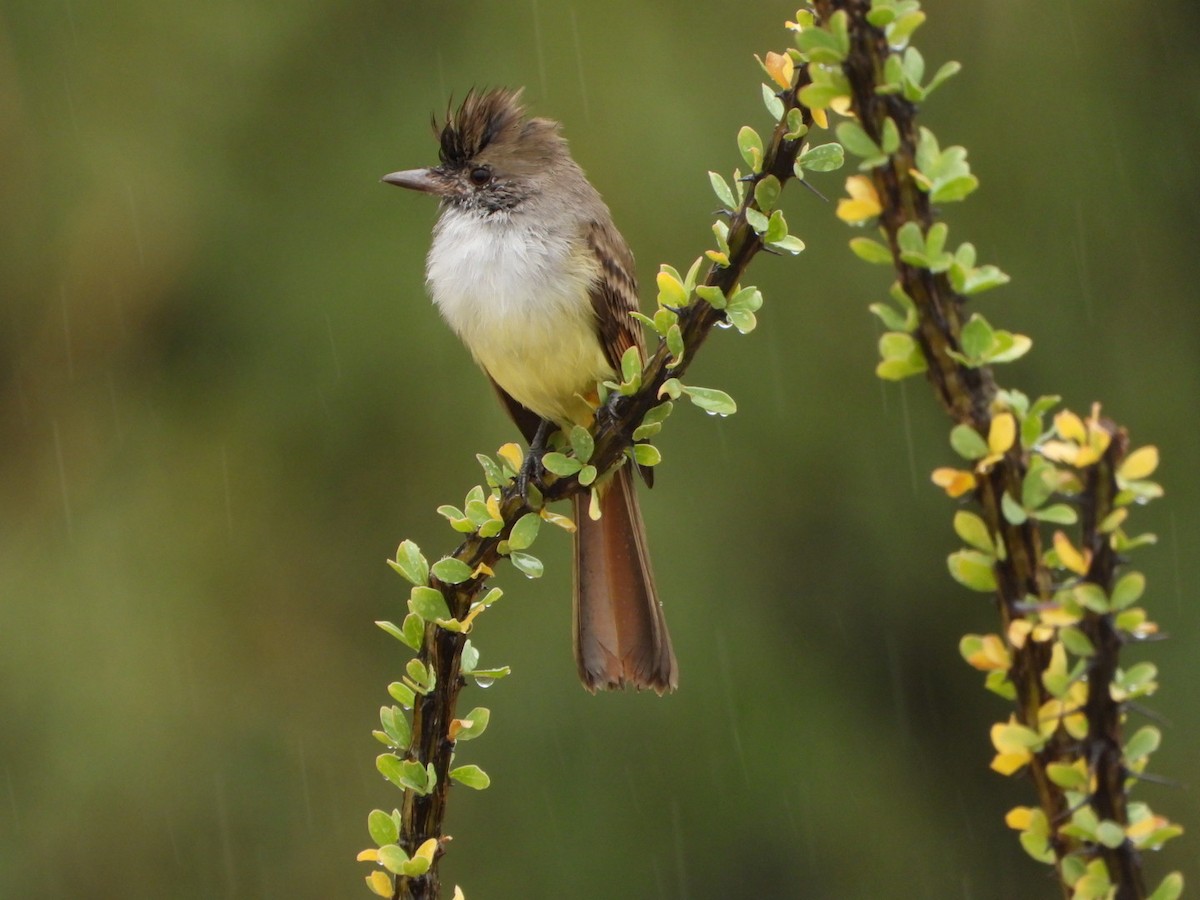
[468,166,492,186]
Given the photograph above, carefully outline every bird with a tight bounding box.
[382,88,677,693]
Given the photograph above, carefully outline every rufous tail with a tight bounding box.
[572,465,677,693]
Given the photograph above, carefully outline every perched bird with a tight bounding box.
[383,89,676,693]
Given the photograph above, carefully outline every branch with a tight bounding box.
[806,1,1181,897]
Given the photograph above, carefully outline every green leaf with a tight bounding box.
[960,314,995,362]
[388,681,416,708]
[725,306,758,333]
[947,550,997,592]
[879,117,901,154]
[753,174,781,212]
[666,323,685,362]
[850,237,893,264]
[632,444,662,466]
[379,706,411,749]
[1001,492,1028,525]
[708,171,736,208]
[1124,725,1161,762]
[869,302,907,332]
[409,586,452,622]
[764,209,789,244]
[510,551,543,578]
[797,142,845,172]
[390,540,429,586]
[406,657,435,692]
[931,174,980,203]
[682,385,737,415]
[1058,627,1095,658]
[925,60,962,96]
[695,284,726,309]
[1021,456,1059,509]
[770,234,805,255]
[454,707,491,742]
[376,754,432,794]
[542,452,582,477]
[460,639,480,674]
[744,207,769,234]
[1032,503,1077,525]
[1046,762,1089,790]
[436,505,473,532]
[795,24,848,64]
[431,557,473,585]
[737,126,764,172]
[761,82,785,119]
[377,844,410,874]
[577,464,597,486]
[569,425,595,462]
[475,453,506,487]
[1111,571,1146,610]
[450,764,491,790]
[896,221,925,257]
[469,665,511,686]
[1148,873,1184,900]
[953,510,994,554]
[1095,820,1126,849]
[784,107,807,140]
[368,809,400,847]
[507,512,541,552]
[401,613,424,650]
[949,423,988,460]
[836,121,881,159]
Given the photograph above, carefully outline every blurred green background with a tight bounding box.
[3,2,1197,897]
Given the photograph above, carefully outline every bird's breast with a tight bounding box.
[425,211,613,425]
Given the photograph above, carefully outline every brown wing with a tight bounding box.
[585,218,645,372]
[585,219,654,488]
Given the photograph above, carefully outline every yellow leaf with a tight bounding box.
[1126,814,1170,841]
[764,50,795,89]
[931,467,976,498]
[414,838,439,863]
[366,871,393,897]
[705,249,729,266]
[1055,409,1086,443]
[1119,445,1159,481]
[964,634,1010,671]
[656,270,688,308]
[836,176,882,224]
[1007,619,1031,649]
[540,509,577,533]
[453,887,466,900]
[990,720,1028,755]
[1053,530,1089,575]
[987,413,1016,455]
[485,493,501,520]
[471,562,494,579]
[1005,807,1035,830]
[811,107,828,130]
[830,95,853,118]
[497,442,523,473]
[1044,641,1068,681]
[991,752,1030,776]
[1038,440,1078,464]
[1039,603,1082,628]
[357,849,379,863]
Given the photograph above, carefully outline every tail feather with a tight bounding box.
[572,465,677,693]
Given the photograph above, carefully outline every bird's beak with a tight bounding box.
[381,168,441,193]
